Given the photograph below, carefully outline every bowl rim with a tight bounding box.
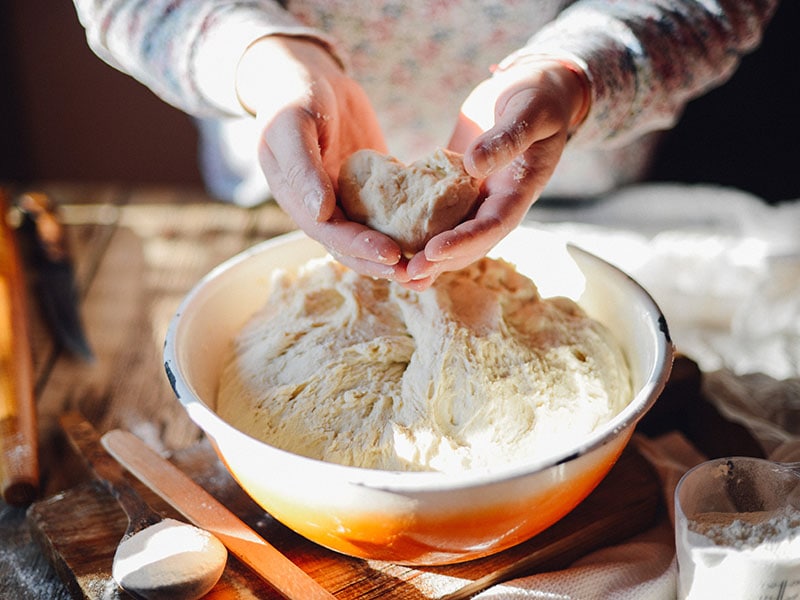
[164,229,674,492]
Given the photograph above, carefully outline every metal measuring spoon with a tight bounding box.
[61,413,227,600]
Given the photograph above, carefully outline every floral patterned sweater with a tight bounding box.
[72,0,778,201]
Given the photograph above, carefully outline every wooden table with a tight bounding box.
[0,183,764,599]
[0,182,298,598]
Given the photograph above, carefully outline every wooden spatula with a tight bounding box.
[101,428,337,600]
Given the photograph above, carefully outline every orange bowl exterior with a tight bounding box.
[165,228,673,565]
[212,430,630,564]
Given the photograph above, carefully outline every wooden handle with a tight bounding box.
[59,412,159,529]
[102,429,337,600]
[59,412,129,488]
[0,190,39,506]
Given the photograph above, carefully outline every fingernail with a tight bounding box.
[469,145,496,177]
[427,239,454,261]
[304,191,322,220]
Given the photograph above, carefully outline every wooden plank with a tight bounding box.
[0,182,128,600]
[28,481,283,600]
[103,428,338,600]
[0,501,70,600]
[34,197,296,496]
[28,440,661,599]
[23,189,661,598]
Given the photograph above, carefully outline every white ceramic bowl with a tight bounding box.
[164,226,673,565]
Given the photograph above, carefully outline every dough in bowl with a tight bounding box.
[338,148,481,256]
[217,256,632,474]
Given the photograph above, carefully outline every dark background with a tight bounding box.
[2,1,798,203]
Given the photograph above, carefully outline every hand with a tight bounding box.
[404,57,589,290]
[236,36,409,281]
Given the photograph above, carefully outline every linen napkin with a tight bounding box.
[474,184,800,599]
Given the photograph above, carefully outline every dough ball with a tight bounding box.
[338,148,481,256]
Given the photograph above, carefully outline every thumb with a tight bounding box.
[463,87,551,177]
[258,109,338,223]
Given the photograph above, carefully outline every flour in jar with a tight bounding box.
[679,505,800,599]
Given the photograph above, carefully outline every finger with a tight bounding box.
[424,186,531,262]
[260,132,403,267]
[333,249,410,281]
[258,108,337,222]
[405,251,437,282]
[465,87,564,178]
[311,215,403,265]
[406,251,476,284]
[260,104,406,265]
[397,276,436,292]
[419,138,561,266]
[270,177,403,266]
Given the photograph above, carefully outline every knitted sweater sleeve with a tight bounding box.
[72,0,341,117]
[515,0,779,146]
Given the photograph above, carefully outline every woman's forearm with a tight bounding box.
[72,0,339,116]
[520,0,779,146]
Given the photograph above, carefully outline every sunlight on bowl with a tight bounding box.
[164,226,673,565]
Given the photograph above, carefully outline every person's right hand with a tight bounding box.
[403,56,590,290]
[236,35,409,281]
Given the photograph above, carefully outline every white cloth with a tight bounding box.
[475,433,697,600]
[528,183,800,380]
[474,184,800,598]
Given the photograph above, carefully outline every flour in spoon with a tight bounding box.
[112,518,227,600]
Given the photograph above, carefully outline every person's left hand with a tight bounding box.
[237,35,409,281]
[404,56,590,290]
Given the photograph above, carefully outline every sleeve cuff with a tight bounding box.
[192,4,346,116]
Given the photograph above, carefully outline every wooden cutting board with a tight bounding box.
[26,440,661,600]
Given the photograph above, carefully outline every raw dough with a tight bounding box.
[217,256,632,474]
[338,148,480,256]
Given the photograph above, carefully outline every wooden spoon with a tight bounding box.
[101,428,338,600]
[60,413,227,600]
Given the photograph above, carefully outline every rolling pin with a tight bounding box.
[0,189,39,506]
